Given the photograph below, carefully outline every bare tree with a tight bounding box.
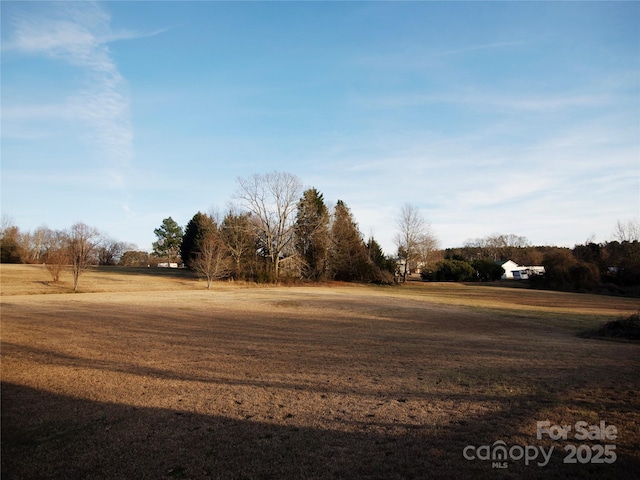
[42,229,68,282]
[67,223,100,291]
[26,226,50,263]
[394,203,433,282]
[119,250,151,267]
[614,218,640,243]
[416,229,439,269]
[192,232,232,288]
[465,233,529,261]
[220,209,255,280]
[234,172,302,281]
[491,233,530,261]
[1,215,15,237]
[98,238,133,265]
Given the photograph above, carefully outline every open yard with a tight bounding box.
[2,265,639,479]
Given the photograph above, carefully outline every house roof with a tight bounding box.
[501,260,520,268]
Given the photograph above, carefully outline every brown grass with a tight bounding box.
[2,265,639,479]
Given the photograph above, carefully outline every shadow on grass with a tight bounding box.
[3,382,638,480]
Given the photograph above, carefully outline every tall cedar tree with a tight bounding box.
[181,212,217,269]
[295,188,330,280]
[367,237,390,272]
[152,217,183,263]
[0,226,23,263]
[329,200,375,281]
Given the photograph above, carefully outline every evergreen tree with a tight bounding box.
[0,225,23,263]
[367,237,389,271]
[152,217,183,263]
[329,200,375,281]
[181,212,217,269]
[295,188,330,280]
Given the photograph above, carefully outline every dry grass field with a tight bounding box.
[2,264,639,479]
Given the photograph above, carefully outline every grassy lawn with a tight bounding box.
[2,265,639,479]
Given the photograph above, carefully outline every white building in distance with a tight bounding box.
[501,260,545,280]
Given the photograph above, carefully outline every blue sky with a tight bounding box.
[2,1,638,254]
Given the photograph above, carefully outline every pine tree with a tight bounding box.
[367,237,390,272]
[152,217,183,264]
[295,188,330,280]
[329,200,374,281]
[181,212,217,269]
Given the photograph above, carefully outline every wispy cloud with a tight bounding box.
[4,2,137,180]
[351,91,612,113]
[354,40,525,73]
[2,104,80,121]
[438,41,525,56]
[306,104,637,249]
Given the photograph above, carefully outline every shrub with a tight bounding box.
[543,249,600,292]
[586,313,640,341]
[471,259,504,282]
[424,259,475,282]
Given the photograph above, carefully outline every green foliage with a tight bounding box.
[1,226,23,263]
[445,238,640,294]
[181,212,216,270]
[367,237,388,271]
[602,241,640,287]
[329,200,380,282]
[295,188,330,280]
[366,237,395,284]
[152,217,183,263]
[423,259,475,282]
[471,259,504,282]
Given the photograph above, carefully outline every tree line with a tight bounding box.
[424,225,640,295]
[0,221,120,292]
[0,172,438,289]
[2,171,637,295]
[148,172,429,287]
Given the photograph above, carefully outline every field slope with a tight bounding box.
[2,265,639,479]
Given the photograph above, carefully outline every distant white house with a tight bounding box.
[501,260,545,280]
[512,267,545,280]
[157,262,179,268]
[501,260,520,279]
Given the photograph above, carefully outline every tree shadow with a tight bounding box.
[3,382,638,480]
